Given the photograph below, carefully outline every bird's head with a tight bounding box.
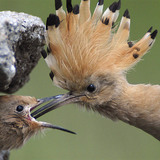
[41,0,157,114]
[0,95,75,150]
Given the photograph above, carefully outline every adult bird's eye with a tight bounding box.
[87,84,96,93]
[16,105,24,112]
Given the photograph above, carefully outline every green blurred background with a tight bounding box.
[0,0,160,159]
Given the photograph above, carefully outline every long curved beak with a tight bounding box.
[30,95,62,112]
[31,92,81,119]
[30,94,78,135]
[40,122,76,134]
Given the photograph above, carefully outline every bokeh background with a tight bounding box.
[0,0,160,159]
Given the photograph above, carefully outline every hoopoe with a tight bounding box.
[0,95,75,151]
[41,0,159,140]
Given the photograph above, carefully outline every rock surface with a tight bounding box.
[0,11,45,93]
[0,150,10,160]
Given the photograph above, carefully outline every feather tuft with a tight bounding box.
[45,0,158,87]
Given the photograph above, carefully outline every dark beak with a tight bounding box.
[31,92,81,119]
[30,94,79,135]
[30,95,63,112]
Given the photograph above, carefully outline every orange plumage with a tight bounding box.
[44,0,157,88]
[42,0,160,141]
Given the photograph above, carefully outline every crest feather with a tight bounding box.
[44,0,157,85]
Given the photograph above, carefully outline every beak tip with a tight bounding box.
[69,131,77,135]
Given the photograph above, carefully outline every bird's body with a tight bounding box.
[0,95,75,151]
[41,0,160,140]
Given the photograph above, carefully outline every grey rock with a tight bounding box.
[0,150,10,160]
[0,11,45,93]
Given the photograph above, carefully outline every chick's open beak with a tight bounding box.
[30,95,76,135]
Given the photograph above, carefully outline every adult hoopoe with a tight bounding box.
[40,0,159,140]
[0,95,75,151]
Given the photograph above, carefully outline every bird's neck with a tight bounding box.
[100,83,160,140]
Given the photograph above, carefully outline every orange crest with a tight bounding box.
[43,0,157,89]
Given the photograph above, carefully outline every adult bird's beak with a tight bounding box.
[31,92,83,119]
[30,95,77,134]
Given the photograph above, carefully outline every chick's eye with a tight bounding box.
[16,105,24,112]
[87,84,96,93]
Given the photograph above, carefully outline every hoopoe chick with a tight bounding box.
[42,0,159,140]
[0,95,75,151]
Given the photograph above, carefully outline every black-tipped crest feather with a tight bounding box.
[41,50,47,59]
[103,18,109,25]
[55,0,62,10]
[49,71,54,80]
[151,30,158,39]
[117,0,121,10]
[73,5,79,14]
[67,0,73,13]
[147,26,153,33]
[109,2,118,12]
[128,41,133,48]
[98,0,104,5]
[123,9,130,18]
[46,14,60,29]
